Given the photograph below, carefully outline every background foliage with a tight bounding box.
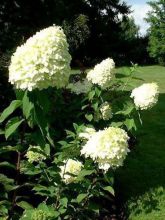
[0,0,152,67]
[146,0,165,65]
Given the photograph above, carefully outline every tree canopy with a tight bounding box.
[0,0,150,66]
[0,0,131,62]
[146,0,165,65]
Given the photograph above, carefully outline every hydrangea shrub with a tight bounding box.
[0,26,159,219]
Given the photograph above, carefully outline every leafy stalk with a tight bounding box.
[8,121,26,219]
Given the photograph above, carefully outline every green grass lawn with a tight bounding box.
[115,65,165,219]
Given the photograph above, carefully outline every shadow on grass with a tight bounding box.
[116,72,145,81]
[115,93,165,219]
[116,73,128,78]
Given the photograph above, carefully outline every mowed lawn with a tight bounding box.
[115,65,165,220]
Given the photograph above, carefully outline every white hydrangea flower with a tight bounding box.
[87,58,115,89]
[60,159,83,184]
[100,102,112,120]
[26,146,46,163]
[81,127,129,172]
[67,78,92,94]
[131,83,159,110]
[9,25,71,91]
[79,127,96,140]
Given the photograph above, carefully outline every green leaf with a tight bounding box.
[52,211,60,218]
[37,203,49,211]
[17,201,33,210]
[115,105,134,116]
[5,118,24,139]
[15,90,25,100]
[0,100,22,123]
[85,114,93,121]
[77,169,95,180]
[0,200,11,206]
[0,162,16,169]
[60,198,68,208]
[104,172,114,185]
[0,145,20,154]
[92,102,99,111]
[22,91,34,120]
[20,210,32,220]
[0,204,8,215]
[76,193,88,203]
[0,201,11,216]
[58,141,67,146]
[34,106,47,139]
[44,144,50,156]
[46,129,54,147]
[59,208,67,214]
[124,118,136,131]
[110,121,124,127]
[33,185,56,197]
[81,104,89,110]
[95,87,101,97]
[88,202,100,214]
[0,174,14,191]
[20,161,42,175]
[88,90,95,100]
[73,123,79,131]
[103,186,115,196]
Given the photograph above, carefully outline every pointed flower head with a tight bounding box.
[87,58,115,89]
[81,127,129,172]
[131,83,159,110]
[9,25,71,91]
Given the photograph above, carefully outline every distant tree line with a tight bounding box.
[0,0,153,68]
[146,0,165,66]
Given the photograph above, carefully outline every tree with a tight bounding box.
[118,16,139,64]
[62,14,90,60]
[146,0,165,65]
[82,0,130,64]
[0,0,130,65]
[120,16,139,41]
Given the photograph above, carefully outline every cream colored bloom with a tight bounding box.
[87,58,115,89]
[60,159,83,184]
[79,127,96,140]
[9,26,71,91]
[26,146,46,163]
[81,127,129,172]
[67,78,92,94]
[131,83,159,110]
[100,102,112,120]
